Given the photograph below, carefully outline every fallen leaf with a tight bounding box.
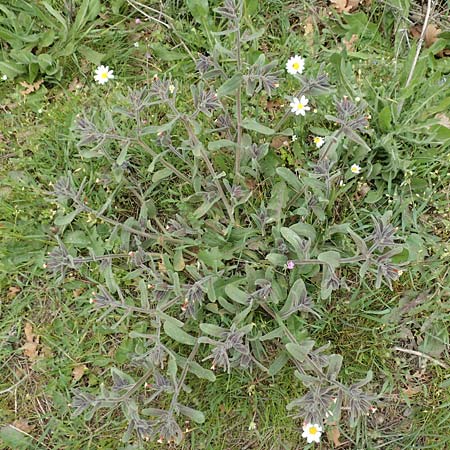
[436,113,450,129]
[402,385,421,397]
[330,0,347,13]
[330,0,360,13]
[271,136,289,149]
[329,425,343,446]
[425,24,440,48]
[7,286,21,299]
[68,77,83,92]
[11,419,34,434]
[72,364,88,382]
[346,0,361,11]
[343,34,358,51]
[304,17,315,47]
[23,323,39,361]
[73,288,84,298]
[19,79,44,96]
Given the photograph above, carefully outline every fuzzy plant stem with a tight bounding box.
[169,340,200,413]
[397,0,433,115]
[137,138,191,183]
[71,199,184,244]
[234,22,243,179]
[180,117,234,222]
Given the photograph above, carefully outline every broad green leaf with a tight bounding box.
[0,60,24,78]
[141,119,176,135]
[276,167,302,191]
[152,168,172,183]
[78,44,104,65]
[268,351,289,376]
[279,278,307,319]
[208,139,236,150]
[217,73,242,97]
[260,326,284,341]
[242,118,274,135]
[285,340,315,362]
[266,253,287,267]
[174,354,216,381]
[163,320,197,345]
[177,404,205,424]
[187,0,209,22]
[54,209,78,226]
[168,354,177,381]
[173,248,185,272]
[224,284,249,305]
[290,223,316,241]
[200,323,227,337]
[280,227,304,252]
[378,105,392,131]
[0,425,31,450]
[327,354,343,380]
[317,251,340,269]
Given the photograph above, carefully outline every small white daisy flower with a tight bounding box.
[351,164,362,174]
[133,42,139,48]
[290,95,310,116]
[94,65,114,85]
[1,74,7,81]
[292,134,297,142]
[302,423,323,444]
[313,136,324,148]
[286,55,305,75]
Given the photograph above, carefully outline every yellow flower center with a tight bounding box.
[297,103,304,110]
[309,426,318,435]
[101,72,108,79]
[292,62,300,70]
[314,137,320,143]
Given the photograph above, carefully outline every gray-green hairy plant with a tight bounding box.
[43,0,409,446]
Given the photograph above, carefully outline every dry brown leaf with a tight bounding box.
[346,0,361,11]
[270,136,289,149]
[425,24,441,48]
[330,0,347,13]
[23,322,39,361]
[68,77,83,92]
[436,113,450,129]
[72,364,88,381]
[343,34,358,51]
[11,419,34,434]
[73,288,84,298]
[329,425,344,446]
[402,385,421,397]
[304,17,315,47]
[19,79,43,96]
[330,0,360,13]
[7,286,21,299]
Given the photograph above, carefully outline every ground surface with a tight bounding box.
[0,1,449,449]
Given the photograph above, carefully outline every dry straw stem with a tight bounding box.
[393,346,449,370]
[397,0,434,114]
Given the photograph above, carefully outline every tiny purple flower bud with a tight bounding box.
[287,260,295,270]
[135,18,141,24]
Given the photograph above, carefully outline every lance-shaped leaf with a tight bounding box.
[242,118,275,135]
[163,320,197,346]
[286,340,315,362]
[177,404,205,424]
[217,73,242,97]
